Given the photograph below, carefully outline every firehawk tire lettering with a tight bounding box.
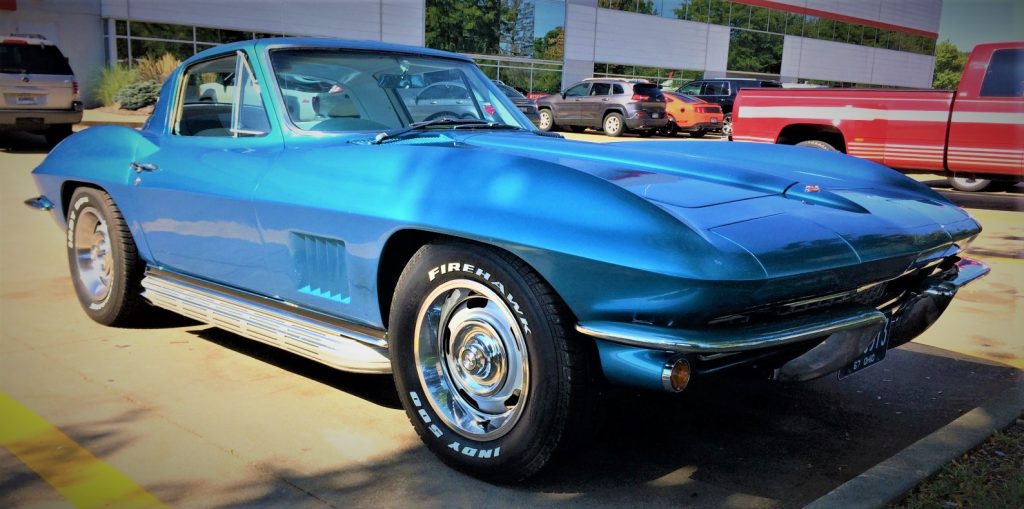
[391,241,591,481]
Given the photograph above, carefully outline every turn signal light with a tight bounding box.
[662,357,691,393]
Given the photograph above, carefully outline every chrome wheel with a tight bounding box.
[73,206,114,304]
[538,110,553,131]
[414,279,529,440]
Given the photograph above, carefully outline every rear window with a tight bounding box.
[633,84,662,98]
[980,48,1024,97]
[0,43,74,75]
[495,83,525,99]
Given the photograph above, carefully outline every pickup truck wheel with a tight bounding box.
[66,187,148,326]
[796,139,838,151]
[389,241,592,482]
[603,112,624,137]
[722,114,732,136]
[948,175,992,192]
[45,125,73,146]
[537,109,555,131]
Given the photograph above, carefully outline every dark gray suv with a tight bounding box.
[536,79,667,137]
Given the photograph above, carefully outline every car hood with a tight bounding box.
[461,133,981,278]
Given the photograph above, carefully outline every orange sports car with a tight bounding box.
[661,91,724,137]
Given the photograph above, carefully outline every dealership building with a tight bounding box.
[2,0,942,105]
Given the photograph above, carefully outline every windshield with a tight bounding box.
[269,49,532,132]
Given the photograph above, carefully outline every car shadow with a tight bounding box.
[174,331,1020,508]
[0,131,53,154]
[188,326,403,410]
[917,177,1024,212]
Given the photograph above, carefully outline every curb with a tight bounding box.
[805,374,1024,509]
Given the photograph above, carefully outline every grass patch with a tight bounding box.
[94,64,138,107]
[894,416,1024,509]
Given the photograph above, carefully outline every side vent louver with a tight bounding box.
[292,232,350,303]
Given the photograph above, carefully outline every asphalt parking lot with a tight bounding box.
[1,129,1021,508]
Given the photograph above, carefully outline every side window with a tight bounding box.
[980,49,1024,97]
[565,83,589,97]
[613,84,625,95]
[702,81,728,96]
[680,81,702,95]
[175,51,268,137]
[590,83,611,96]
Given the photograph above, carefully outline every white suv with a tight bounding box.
[0,34,82,145]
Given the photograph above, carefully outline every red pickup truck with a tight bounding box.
[731,42,1023,192]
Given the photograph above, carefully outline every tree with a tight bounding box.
[932,40,967,90]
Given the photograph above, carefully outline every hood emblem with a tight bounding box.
[804,185,821,193]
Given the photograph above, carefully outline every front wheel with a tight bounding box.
[66,187,149,326]
[603,112,624,137]
[389,241,593,482]
[721,114,732,136]
[537,109,555,132]
[948,175,992,192]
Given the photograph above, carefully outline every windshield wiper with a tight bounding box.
[372,118,521,144]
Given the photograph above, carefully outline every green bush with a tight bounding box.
[115,80,161,110]
[94,65,138,107]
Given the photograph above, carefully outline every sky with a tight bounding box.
[938,0,1024,50]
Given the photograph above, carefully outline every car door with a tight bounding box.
[579,82,611,126]
[701,81,731,113]
[556,82,589,124]
[946,46,1024,178]
[131,49,281,293]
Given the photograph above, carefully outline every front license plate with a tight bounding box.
[838,323,890,379]
[711,118,718,124]
[651,113,660,119]
[16,95,36,105]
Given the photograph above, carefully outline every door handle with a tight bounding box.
[131,162,159,173]
[602,98,609,101]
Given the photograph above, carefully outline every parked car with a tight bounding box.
[677,78,781,135]
[536,78,668,137]
[660,91,723,137]
[732,41,1024,192]
[0,34,82,145]
[492,80,540,126]
[26,38,988,482]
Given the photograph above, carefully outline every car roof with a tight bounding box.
[664,91,705,103]
[2,34,55,46]
[187,37,474,65]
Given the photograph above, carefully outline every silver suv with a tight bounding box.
[536,78,667,137]
[1,34,82,145]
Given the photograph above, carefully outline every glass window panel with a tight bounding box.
[785,13,803,36]
[727,28,783,74]
[590,83,611,95]
[980,48,1024,97]
[729,3,750,28]
[116,20,127,36]
[196,27,249,44]
[768,9,787,35]
[862,26,877,46]
[133,40,193,61]
[749,6,770,32]
[116,38,129,63]
[802,16,818,39]
[846,23,863,45]
[708,0,729,25]
[531,69,561,94]
[877,30,893,49]
[129,21,193,42]
[177,53,237,136]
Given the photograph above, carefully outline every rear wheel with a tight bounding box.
[66,187,149,326]
[389,241,593,482]
[796,139,838,151]
[659,116,678,136]
[948,175,992,192]
[603,112,624,137]
[721,114,732,136]
[537,109,555,132]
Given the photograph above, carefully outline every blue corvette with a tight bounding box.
[27,38,988,481]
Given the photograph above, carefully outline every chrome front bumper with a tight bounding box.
[580,257,989,389]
